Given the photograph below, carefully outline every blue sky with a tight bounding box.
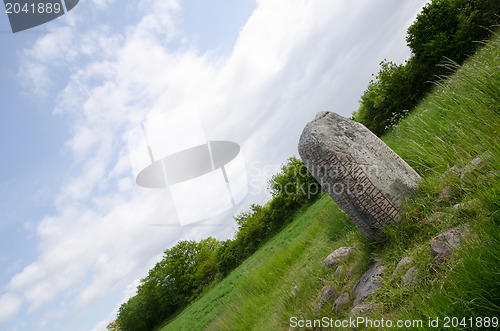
[0,1,428,330]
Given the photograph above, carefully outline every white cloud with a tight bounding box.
[92,0,116,10]
[0,293,22,323]
[5,0,428,329]
[91,278,141,331]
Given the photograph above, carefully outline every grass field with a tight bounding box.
[159,196,367,330]
[159,31,500,330]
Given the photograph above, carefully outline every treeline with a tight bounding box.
[353,0,500,136]
[109,157,320,331]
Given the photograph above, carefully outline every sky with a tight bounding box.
[0,0,428,330]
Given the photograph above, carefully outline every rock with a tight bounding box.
[437,164,462,204]
[298,112,421,240]
[291,286,299,296]
[320,285,338,302]
[334,265,345,277]
[333,293,350,313]
[431,226,471,261]
[393,257,412,276]
[352,262,386,306]
[439,164,462,181]
[452,200,479,211]
[316,285,338,310]
[488,170,499,181]
[460,157,489,189]
[347,267,355,279]
[425,212,444,225]
[323,247,356,267]
[350,303,381,317]
[438,185,458,204]
[400,266,419,286]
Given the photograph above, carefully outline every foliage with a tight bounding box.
[268,156,320,201]
[407,0,500,68]
[355,59,429,135]
[116,238,222,331]
[354,0,500,136]
[106,320,121,331]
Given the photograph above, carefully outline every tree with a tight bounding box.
[355,0,500,136]
[106,320,121,331]
[116,295,152,331]
[268,156,320,201]
[407,0,500,69]
[233,204,263,228]
[355,60,421,135]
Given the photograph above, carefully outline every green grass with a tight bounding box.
[158,196,364,331]
[159,30,500,330]
[374,30,500,329]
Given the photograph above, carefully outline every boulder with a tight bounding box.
[400,266,419,286]
[334,265,345,277]
[452,199,479,211]
[425,212,444,225]
[316,285,338,310]
[298,112,421,240]
[352,262,386,306]
[438,185,458,204]
[439,164,463,181]
[392,256,412,276]
[460,157,489,189]
[323,246,356,267]
[350,303,381,317]
[431,225,471,261]
[320,285,338,302]
[333,292,350,313]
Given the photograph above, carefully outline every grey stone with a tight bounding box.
[460,156,490,189]
[438,185,458,204]
[298,112,421,240]
[439,164,462,181]
[334,265,345,277]
[488,170,499,180]
[393,256,412,276]
[350,303,381,317]
[320,285,338,302]
[431,226,471,261]
[323,246,356,267]
[400,266,419,286]
[352,262,386,306]
[438,165,463,204]
[347,267,355,279]
[291,286,298,296]
[452,199,479,211]
[317,285,338,310]
[333,292,350,313]
[425,212,444,225]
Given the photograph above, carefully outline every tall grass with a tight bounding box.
[384,32,500,176]
[373,30,500,329]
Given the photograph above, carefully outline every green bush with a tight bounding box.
[354,0,500,136]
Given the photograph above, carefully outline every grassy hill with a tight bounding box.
[158,31,500,331]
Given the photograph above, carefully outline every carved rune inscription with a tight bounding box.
[299,112,420,240]
[299,129,399,239]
